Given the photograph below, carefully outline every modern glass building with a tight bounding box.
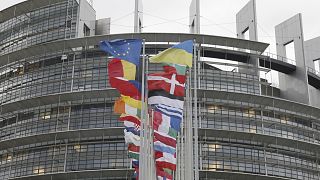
[1,0,320,180]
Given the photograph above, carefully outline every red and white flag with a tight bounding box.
[154,130,177,148]
[148,72,185,97]
[155,151,177,171]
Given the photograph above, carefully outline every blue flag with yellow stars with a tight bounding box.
[100,39,142,65]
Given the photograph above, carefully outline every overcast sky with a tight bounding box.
[1,0,320,54]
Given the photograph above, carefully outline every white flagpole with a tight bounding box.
[194,41,199,180]
[139,39,146,180]
[176,131,181,180]
[187,67,193,179]
[140,46,156,179]
[146,55,156,179]
[185,39,197,180]
[182,75,186,180]
[150,108,156,179]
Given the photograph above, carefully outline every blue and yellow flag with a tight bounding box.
[150,40,193,67]
[100,39,142,65]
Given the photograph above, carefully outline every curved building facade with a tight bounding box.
[1,0,320,180]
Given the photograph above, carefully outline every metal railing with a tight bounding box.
[262,52,296,65]
[307,66,320,76]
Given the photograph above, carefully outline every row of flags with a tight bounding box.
[100,38,193,180]
[100,39,143,176]
[149,40,192,179]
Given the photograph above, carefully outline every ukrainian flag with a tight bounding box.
[150,40,193,67]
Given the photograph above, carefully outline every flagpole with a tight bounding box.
[176,131,181,180]
[150,108,156,179]
[146,55,156,179]
[184,40,197,180]
[194,41,199,180]
[139,39,146,180]
[187,67,193,180]
[185,67,192,179]
[180,123,184,180]
[180,83,185,180]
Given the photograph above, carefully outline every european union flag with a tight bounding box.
[100,39,142,65]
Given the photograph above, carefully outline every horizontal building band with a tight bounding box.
[0,89,119,114]
[199,128,320,153]
[9,169,135,180]
[9,169,292,180]
[199,170,291,180]
[0,0,66,24]
[199,89,320,118]
[0,127,123,151]
[1,126,319,153]
[2,88,319,119]
[1,33,318,86]
[0,33,269,66]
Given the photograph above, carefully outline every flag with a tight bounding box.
[114,98,141,117]
[161,168,174,176]
[128,153,139,160]
[163,63,187,76]
[108,58,136,80]
[150,40,193,67]
[148,73,186,97]
[149,71,186,84]
[155,151,177,171]
[124,129,140,146]
[154,130,176,148]
[157,176,171,180]
[119,114,141,126]
[109,77,141,99]
[128,151,139,160]
[148,90,184,109]
[132,160,139,168]
[128,143,140,152]
[128,144,140,160]
[154,104,183,120]
[153,110,181,135]
[154,140,176,155]
[132,160,139,167]
[120,95,142,109]
[156,168,173,180]
[148,74,185,97]
[133,167,139,178]
[100,39,142,65]
[124,120,140,136]
[156,161,176,172]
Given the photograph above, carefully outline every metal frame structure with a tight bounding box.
[1,1,320,180]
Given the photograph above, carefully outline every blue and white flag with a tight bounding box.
[100,39,142,65]
[154,140,176,155]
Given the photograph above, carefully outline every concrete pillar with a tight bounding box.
[77,0,96,38]
[236,0,259,88]
[134,0,143,33]
[95,18,111,35]
[189,0,200,34]
[275,13,310,104]
[305,37,320,69]
[304,37,320,107]
[236,0,258,41]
